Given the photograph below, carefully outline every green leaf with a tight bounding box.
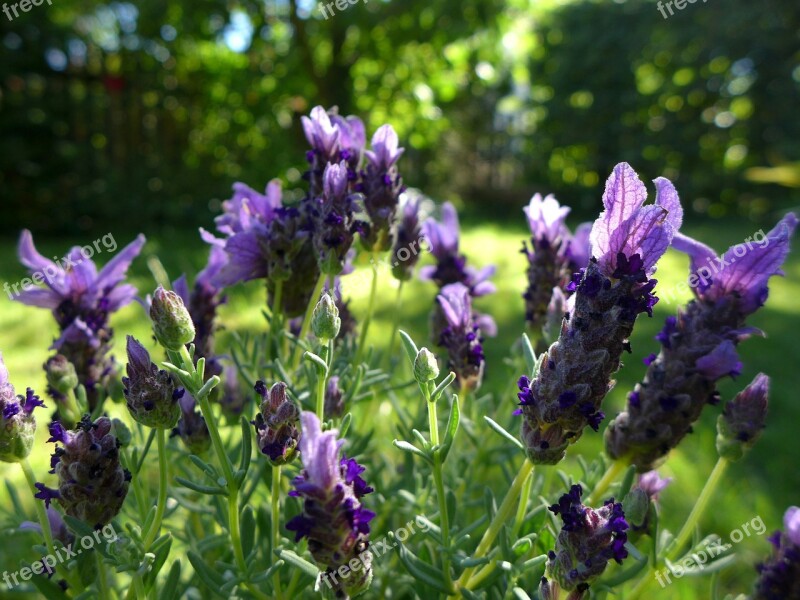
[440,394,461,462]
[174,476,227,496]
[339,412,353,437]
[395,540,453,594]
[275,550,319,579]
[239,416,252,475]
[398,330,419,365]
[241,506,256,560]
[31,573,70,600]
[521,333,537,375]
[159,559,182,600]
[187,551,227,597]
[619,464,637,499]
[483,416,524,451]
[145,534,173,591]
[431,372,457,402]
[5,481,24,516]
[411,428,431,449]
[512,588,533,600]
[303,351,329,373]
[251,560,285,583]
[393,439,433,464]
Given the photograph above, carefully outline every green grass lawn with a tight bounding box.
[1,214,798,598]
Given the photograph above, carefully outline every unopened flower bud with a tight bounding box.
[622,489,650,528]
[414,348,440,383]
[44,355,79,395]
[311,293,341,342]
[122,336,182,429]
[717,373,769,462]
[150,286,196,350]
[0,388,44,463]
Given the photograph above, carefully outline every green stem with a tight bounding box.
[291,272,327,370]
[456,460,535,591]
[134,574,146,600]
[96,551,111,599]
[354,256,379,366]
[585,459,627,506]
[270,280,284,361]
[513,467,534,537]
[669,457,728,560]
[425,384,453,593]
[315,342,330,421]
[272,466,284,600]
[176,346,270,600]
[20,459,77,590]
[384,281,405,369]
[626,457,729,600]
[142,428,168,549]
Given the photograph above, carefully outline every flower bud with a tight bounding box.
[122,336,182,429]
[414,348,440,383]
[717,373,769,462]
[253,381,300,465]
[622,489,650,528]
[44,355,79,395]
[0,388,44,463]
[311,293,341,342]
[150,286,196,350]
[173,393,211,454]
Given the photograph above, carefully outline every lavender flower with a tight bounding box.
[202,180,319,317]
[302,106,365,197]
[174,244,227,380]
[311,161,361,275]
[605,214,796,471]
[391,197,423,281]
[220,364,247,416]
[541,484,629,598]
[433,283,485,391]
[358,124,405,252]
[122,336,182,429]
[253,381,300,465]
[14,231,145,410]
[518,163,682,465]
[40,416,130,527]
[753,506,800,600]
[420,202,497,297]
[716,373,769,461]
[324,376,344,420]
[286,412,374,598]
[521,194,592,329]
[0,352,45,463]
[172,392,211,454]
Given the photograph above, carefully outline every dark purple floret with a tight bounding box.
[717,373,769,461]
[605,213,796,472]
[122,336,181,429]
[391,198,423,281]
[359,124,405,252]
[543,484,630,593]
[432,283,486,391]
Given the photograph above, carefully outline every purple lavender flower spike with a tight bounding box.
[324,376,345,419]
[287,412,374,598]
[122,336,182,429]
[172,392,211,454]
[432,283,486,391]
[421,202,497,297]
[329,112,366,171]
[521,193,592,330]
[358,124,406,252]
[391,198,423,281]
[542,484,629,596]
[219,364,246,416]
[518,164,681,465]
[253,381,300,465]
[302,106,365,197]
[14,231,145,411]
[311,161,361,275]
[605,213,796,471]
[0,352,45,463]
[46,416,130,528]
[753,506,800,599]
[716,373,769,461]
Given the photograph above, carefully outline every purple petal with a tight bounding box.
[616,205,671,274]
[591,163,648,262]
[173,274,190,305]
[523,193,570,242]
[696,340,742,380]
[18,230,56,273]
[94,234,146,292]
[13,287,62,309]
[653,177,683,233]
[784,506,800,546]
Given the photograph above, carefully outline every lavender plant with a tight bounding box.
[2,111,797,600]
